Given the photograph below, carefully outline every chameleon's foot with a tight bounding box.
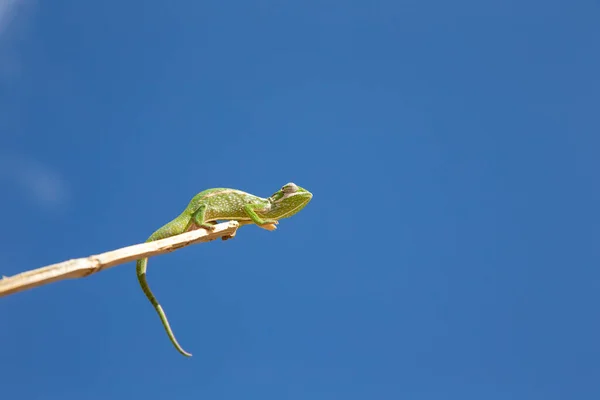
[260,222,278,231]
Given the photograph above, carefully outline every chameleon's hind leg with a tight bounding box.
[191,204,215,231]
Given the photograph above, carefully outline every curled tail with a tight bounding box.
[136,257,192,357]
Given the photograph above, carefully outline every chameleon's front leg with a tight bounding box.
[243,204,279,231]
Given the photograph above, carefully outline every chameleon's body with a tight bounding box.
[136,182,312,357]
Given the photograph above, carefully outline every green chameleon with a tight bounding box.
[136,182,313,357]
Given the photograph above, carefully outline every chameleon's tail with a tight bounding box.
[136,257,192,357]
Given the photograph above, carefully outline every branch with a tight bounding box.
[0,220,240,298]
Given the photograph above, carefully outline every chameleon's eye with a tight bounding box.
[282,183,298,193]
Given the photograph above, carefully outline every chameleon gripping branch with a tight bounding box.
[0,220,240,298]
[2,182,313,358]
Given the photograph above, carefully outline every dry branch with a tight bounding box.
[0,220,240,298]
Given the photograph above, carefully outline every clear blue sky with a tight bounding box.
[1,1,598,399]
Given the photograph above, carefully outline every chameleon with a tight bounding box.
[136,182,313,357]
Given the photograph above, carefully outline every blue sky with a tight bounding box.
[1,0,599,398]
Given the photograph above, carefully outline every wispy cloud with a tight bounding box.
[0,0,27,34]
[0,0,33,83]
[0,4,64,210]
[0,154,70,210]
[0,4,69,209]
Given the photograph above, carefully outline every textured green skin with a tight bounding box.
[136,183,312,357]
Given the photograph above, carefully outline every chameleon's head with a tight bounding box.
[267,182,313,219]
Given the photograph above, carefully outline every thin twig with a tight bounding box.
[0,220,240,298]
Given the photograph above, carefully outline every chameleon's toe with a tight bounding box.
[261,223,278,231]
